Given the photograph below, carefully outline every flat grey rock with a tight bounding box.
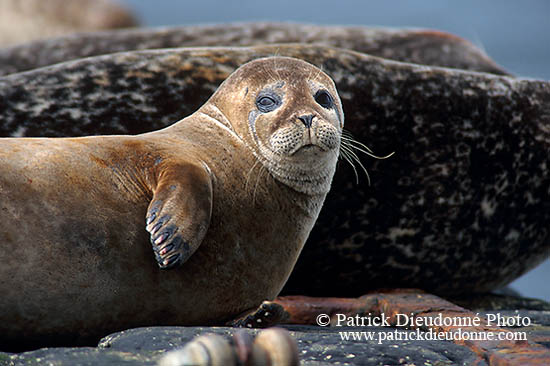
[1,326,486,366]
[2,307,549,365]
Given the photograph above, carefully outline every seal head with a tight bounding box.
[200,57,344,195]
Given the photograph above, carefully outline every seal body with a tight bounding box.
[0,56,343,346]
[0,23,506,76]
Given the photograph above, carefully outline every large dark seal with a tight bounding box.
[0,56,344,347]
[0,22,506,76]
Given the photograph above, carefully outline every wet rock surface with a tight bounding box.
[0,326,487,365]
[2,314,549,366]
[3,293,550,365]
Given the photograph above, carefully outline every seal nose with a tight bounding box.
[297,114,314,128]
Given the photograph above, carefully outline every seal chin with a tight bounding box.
[270,165,337,195]
[254,132,340,194]
[261,148,340,195]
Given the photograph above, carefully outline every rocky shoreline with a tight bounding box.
[2,294,549,365]
[2,313,548,366]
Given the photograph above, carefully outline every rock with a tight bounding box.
[0,22,507,76]
[0,326,486,365]
[0,44,548,296]
[2,291,549,364]
[0,347,156,366]
[452,294,550,311]
[3,316,549,365]
[0,0,138,47]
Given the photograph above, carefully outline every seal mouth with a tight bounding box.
[293,144,324,155]
[301,144,319,150]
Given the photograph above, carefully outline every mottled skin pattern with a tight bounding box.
[0,45,548,297]
[0,57,344,345]
[0,23,506,76]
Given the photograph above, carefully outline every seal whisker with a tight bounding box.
[339,146,360,184]
[245,159,262,194]
[341,131,395,160]
[340,141,372,185]
[311,62,324,83]
[341,130,374,153]
[261,63,278,85]
[252,165,268,206]
[272,52,283,81]
[341,137,379,158]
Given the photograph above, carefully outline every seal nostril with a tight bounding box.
[298,114,314,128]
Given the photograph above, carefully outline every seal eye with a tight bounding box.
[258,97,275,108]
[314,90,334,109]
[256,96,279,113]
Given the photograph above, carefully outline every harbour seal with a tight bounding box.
[0,56,344,348]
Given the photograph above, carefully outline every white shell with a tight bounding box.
[253,328,299,366]
[158,333,236,366]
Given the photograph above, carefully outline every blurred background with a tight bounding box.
[118,0,550,300]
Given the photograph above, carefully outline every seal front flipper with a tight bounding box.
[145,161,213,269]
